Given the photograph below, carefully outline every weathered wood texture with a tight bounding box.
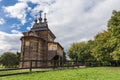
[20,17,64,68]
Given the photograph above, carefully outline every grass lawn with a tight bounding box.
[0,69,30,76]
[0,67,120,80]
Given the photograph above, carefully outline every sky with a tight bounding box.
[0,0,120,54]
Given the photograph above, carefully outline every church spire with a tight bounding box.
[34,14,37,23]
[39,10,43,23]
[44,13,47,23]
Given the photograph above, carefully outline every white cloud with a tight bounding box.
[10,24,21,29]
[17,0,120,49]
[1,0,120,53]
[26,27,31,31]
[0,31,22,54]
[26,21,34,31]
[0,18,5,25]
[42,0,120,49]
[18,0,54,4]
[11,30,22,34]
[3,2,31,25]
[18,0,54,16]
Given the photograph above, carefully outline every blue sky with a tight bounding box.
[0,0,120,54]
[0,0,33,33]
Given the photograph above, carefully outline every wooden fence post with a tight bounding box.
[77,61,79,68]
[62,60,64,69]
[30,60,32,72]
[53,60,55,69]
[68,61,69,68]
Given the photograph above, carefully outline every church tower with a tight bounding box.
[20,11,64,68]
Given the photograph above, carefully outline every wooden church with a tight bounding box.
[19,12,64,68]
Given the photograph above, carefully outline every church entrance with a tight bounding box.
[51,55,62,67]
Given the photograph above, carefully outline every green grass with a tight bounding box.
[0,67,120,80]
[0,69,30,75]
[0,65,5,68]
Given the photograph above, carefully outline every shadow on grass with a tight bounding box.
[0,70,49,77]
[0,67,84,77]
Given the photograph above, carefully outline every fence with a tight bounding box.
[18,60,120,72]
[0,60,120,77]
[0,60,80,77]
[20,60,82,72]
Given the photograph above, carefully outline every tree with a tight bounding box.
[107,10,120,61]
[16,51,21,62]
[108,10,120,37]
[111,50,120,60]
[0,52,19,68]
[68,42,94,62]
[91,31,112,61]
[110,42,120,61]
[63,51,67,62]
[68,43,79,61]
[68,10,120,66]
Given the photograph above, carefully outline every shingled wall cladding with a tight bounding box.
[20,13,64,68]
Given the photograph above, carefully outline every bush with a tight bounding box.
[0,52,19,68]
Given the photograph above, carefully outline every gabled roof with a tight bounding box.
[31,22,48,31]
[48,41,64,50]
[30,22,56,39]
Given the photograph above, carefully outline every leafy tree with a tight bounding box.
[68,42,94,62]
[68,43,79,61]
[107,10,120,61]
[16,51,21,62]
[111,50,120,60]
[0,52,19,68]
[108,10,120,37]
[92,31,112,61]
[68,10,120,66]
[63,51,67,62]
[110,43,120,61]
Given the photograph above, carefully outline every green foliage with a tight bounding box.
[68,43,79,61]
[68,10,120,64]
[63,51,67,62]
[0,52,19,68]
[110,49,120,60]
[68,41,94,62]
[16,51,21,62]
[108,10,120,37]
[92,31,112,61]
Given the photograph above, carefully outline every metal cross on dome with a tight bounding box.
[39,10,43,17]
